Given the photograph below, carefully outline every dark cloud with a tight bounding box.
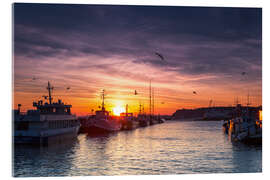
[13,3,262,81]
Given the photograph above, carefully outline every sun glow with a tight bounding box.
[112,106,125,116]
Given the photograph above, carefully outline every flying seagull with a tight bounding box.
[193,91,197,95]
[155,52,166,62]
[134,90,138,95]
[66,87,71,90]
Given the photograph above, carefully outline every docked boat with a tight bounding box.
[13,81,80,146]
[120,105,139,130]
[120,113,139,130]
[82,90,121,134]
[226,104,262,144]
[137,114,149,127]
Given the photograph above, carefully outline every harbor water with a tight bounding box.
[13,121,262,177]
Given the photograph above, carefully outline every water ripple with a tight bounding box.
[13,121,262,176]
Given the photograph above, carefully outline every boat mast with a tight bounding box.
[126,104,128,116]
[139,101,142,115]
[247,92,250,107]
[149,79,152,116]
[101,89,105,111]
[47,81,54,104]
[209,99,212,108]
[236,97,239,105]
[152,88,154,116]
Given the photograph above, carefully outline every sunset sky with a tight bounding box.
[13,4,262,115]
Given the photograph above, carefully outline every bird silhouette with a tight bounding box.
[134,90,138,95]
[155,52,164,60]
[154,52,167,64]
[193,91,197,95]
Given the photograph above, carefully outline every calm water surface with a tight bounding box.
[13,121,262,177]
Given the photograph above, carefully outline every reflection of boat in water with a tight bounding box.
[82,90,121,134]
[222,120,229,134]
[13,81,80,146]
[225,104,262,144]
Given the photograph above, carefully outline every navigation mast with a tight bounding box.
[139,101,142,115]
[46,81,54,104]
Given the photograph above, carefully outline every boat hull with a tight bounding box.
[14,126,80,146]
[139,120,149,127]
[121,120,139,130]
[84,125,120,134]
[242,135,262,144]
[227,116,262,145]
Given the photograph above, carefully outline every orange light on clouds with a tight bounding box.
[13,54,262,116]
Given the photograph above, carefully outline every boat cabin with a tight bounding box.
[32,99,72,115]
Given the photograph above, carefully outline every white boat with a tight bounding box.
[14,81,80,145]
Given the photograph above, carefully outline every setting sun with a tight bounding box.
[112,106,125,116]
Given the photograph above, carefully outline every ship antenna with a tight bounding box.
[47,81,54,104]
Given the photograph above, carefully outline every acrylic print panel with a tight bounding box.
[13,3,262,177]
